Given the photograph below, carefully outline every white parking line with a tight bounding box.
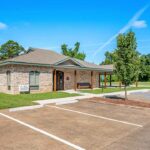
[0,113,85,150]
[47,105,143,128]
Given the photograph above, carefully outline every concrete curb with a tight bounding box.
[9,104,44,112]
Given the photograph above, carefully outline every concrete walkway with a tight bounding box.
[36,89,150,105]
[9,89,150,112]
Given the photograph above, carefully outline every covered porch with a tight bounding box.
[52,58,114,91]
[53,69,114,91]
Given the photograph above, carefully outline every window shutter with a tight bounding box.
[35,72,39,85]
[30,72,35,86]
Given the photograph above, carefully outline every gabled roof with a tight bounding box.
[1,48,67,65]
[54,57,85,67]
[0,48,113,72]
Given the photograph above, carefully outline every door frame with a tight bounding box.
[53,70,64,91]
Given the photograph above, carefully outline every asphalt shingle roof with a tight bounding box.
[0,48,113,71]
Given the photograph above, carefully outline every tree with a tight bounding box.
[101,51,115,65]
[100,51,118,82]
[100,51,150,82]
[139,54,150,81]
[0,40,25,60]
[61,42,86,60]
[114,31,140,100]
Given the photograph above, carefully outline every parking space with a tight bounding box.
[1,99,150,150]
[56,100,150,125]
[0,116,73,150]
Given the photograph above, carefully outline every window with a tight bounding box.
[6,71,11,90]
[29,71,40,90]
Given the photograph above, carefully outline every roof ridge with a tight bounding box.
[29,47,68,57]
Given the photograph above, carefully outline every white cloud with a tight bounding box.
[93,4,149,57]
[0,22,7,30]
[132,20,147,28]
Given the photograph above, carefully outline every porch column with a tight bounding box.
[104,72,107,88]
[99,73,101,88]
[53,69,56,91]
[91,71,93,89]
[74,70,77,90]
[110,74,112,87]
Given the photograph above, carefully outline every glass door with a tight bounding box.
[56,71,64,90]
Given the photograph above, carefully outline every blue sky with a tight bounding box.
[0,0,150,64]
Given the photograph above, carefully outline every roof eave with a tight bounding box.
[0,61,51,67]
[54,65,113,72]
[0,61,113,72]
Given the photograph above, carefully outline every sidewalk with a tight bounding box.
[9,89,150,112]
[36,89,150,105]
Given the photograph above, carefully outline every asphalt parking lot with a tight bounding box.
[128,91,150,102]
[1,99,150,150]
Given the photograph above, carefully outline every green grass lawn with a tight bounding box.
[110,82,150,87]
[0,92,80,109]
[137,82,150,87]
[80,87,150,94]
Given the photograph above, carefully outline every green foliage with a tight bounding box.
[115,31,140,85]
[0,40,25,60]
[106,74,118,82]
[114,31,140,99]
[80,87,150,94]
[101,51,116,65]
[139,54,150,81]
[61,42,86,60]
[100,51,150,82]
[100,51,119,81]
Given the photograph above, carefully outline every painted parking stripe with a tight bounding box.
[0,113,85,150]
[47,106,143,128]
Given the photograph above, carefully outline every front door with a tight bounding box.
[56,71,64,90]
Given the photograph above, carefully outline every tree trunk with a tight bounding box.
[119,81,121,89]
[124,85,128,100]
[135,81,138,87]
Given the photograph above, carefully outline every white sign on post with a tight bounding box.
[19,85,29,92]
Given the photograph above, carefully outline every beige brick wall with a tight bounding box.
[77,70,91,84]
[64,70,75,90]
[0,65,53,94]
[93,71,100,88]
[76,70,99,88]
[0,64,100,94]
[63,70,100,90]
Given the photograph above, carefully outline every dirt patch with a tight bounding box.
[87,97,150,108]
